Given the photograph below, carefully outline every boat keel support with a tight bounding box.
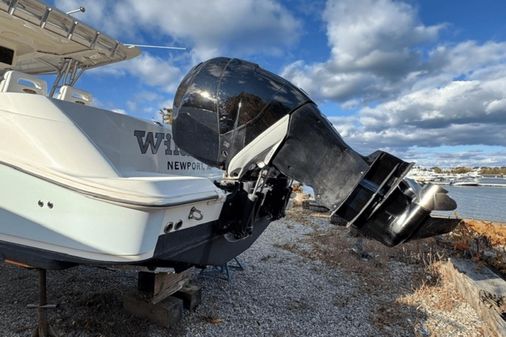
[123,269,201,328]
[28,269,59,337]
[137,269,192,304]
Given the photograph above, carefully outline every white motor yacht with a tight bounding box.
[0,0,458,271]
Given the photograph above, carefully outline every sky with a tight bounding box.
[50,0,506,168]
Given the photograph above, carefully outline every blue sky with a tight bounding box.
[51,0,506,168]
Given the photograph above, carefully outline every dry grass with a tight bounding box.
[447,219,506,251]
[398,261,488,337]
[282,208,486,336]
[463,220,506,246]
[443,219,506,276]
[399,262,461,313]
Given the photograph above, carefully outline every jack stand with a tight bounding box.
[29,269,59,337]
[199,257,244,281]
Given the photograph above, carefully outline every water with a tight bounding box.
[433,185,506,222]
[479,177,506,186]
[303,182,506,223]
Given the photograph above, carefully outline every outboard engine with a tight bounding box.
[172,57,458,247]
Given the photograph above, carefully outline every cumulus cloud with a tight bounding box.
[401,147,506,168]
[55,0,301,117]
[56,0,301,61]
[88,52,182,104]
[360,78,506,131]
[129,0,301,61]
[333,47,506,158]
[323,0,440,74]
[329,87,506,164]
[111,108,127,115]
[55,0,506,166]
[126,54,182,92]
[282,0,506,166]
[282,0,443,103]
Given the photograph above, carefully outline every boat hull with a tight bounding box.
[0,92,264,269]
[0,162,228,268]
[0,216,271,270]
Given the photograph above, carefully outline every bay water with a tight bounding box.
[434,185,506,223]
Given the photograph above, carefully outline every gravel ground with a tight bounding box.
[0,209,485,337]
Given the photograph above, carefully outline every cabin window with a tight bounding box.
[0,46,14,65]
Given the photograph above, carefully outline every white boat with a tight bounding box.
[0,0,458,271]
[0,0,229,269]
[452,178,480,187]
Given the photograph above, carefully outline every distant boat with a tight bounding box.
[450,177,506,187]
[452,179,480,187]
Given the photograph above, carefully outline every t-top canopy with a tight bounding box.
[0,0,140,74]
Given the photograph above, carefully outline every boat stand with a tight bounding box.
[199,257,244,281]
[123,269,201,328]
[28,269,59,337]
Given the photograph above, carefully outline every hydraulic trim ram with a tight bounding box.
[172,57,458,246]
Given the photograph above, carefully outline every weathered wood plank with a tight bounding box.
[137,269,191,304]
[441,258,506,337]
[123,294,183,328]
[174,283,202,311]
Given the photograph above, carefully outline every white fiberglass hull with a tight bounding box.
[0,163,223,264]
[0,93,230,268]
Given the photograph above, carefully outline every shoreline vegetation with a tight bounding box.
[446,219,506,276]
[429,166,506,175]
